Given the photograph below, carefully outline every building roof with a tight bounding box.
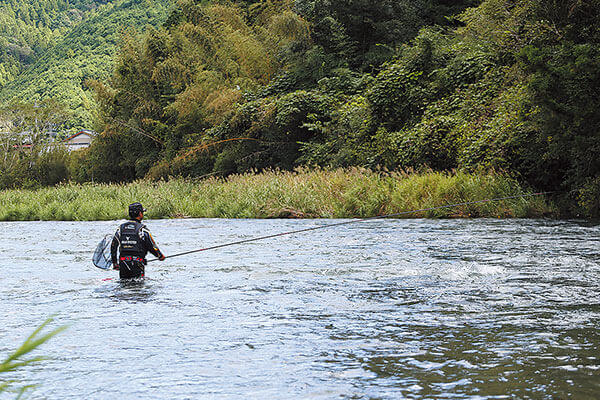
[64,129,95,142]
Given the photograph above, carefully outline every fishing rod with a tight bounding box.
[147,191,553,262]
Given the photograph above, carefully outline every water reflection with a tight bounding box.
[92,279,158,303]
[113,279,159,303]
[335,324,600,398]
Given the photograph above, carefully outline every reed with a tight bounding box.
[0,168,555,221]
[0,317,65,397]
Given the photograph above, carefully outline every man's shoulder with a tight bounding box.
[140,223,151,234]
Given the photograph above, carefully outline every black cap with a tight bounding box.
[128,202,146,219]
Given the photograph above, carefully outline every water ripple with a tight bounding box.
[0,218,599,399]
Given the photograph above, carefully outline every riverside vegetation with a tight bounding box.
[0,317,65,397]
[0,0,598,217]
[0,169,553,221]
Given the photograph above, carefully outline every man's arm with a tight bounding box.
[110,230,120,269]
[142,227,165,260]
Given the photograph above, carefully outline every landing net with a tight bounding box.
[92,234,113,270]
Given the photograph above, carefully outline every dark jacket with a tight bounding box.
[110,219,163,278]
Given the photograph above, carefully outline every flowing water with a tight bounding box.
[0,218,599,399]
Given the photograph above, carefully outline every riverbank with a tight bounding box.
[0,168,555,221]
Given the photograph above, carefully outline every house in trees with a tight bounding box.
[64,129,94,151]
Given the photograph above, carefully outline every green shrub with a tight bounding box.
[577,177,600,219]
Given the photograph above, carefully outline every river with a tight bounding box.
[0,218,598,399]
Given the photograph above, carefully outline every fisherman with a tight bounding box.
[110,202,165,279]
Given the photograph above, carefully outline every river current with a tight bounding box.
[0,218,599,399]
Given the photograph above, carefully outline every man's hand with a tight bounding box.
[159,255,166,261]
[112,264,119,270]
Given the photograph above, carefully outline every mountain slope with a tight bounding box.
[0,0,110,86]
[0,0,170,130]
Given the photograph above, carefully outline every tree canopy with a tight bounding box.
[0,0,170,130]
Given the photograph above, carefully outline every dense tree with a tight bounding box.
[295,0,477,72]
[84,1,312,181]
[0,100,70,189]
[0,0,108,86]
[0,0,170,130]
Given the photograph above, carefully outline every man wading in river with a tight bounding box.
[110,202,165,279]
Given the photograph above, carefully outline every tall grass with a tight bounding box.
[0,168,554,221]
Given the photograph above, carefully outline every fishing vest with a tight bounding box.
[119,220,146,258]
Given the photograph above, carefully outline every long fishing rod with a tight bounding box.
[147,191,553,262]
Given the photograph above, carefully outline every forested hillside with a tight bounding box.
[0,0,104,87]
[0,0,169,129]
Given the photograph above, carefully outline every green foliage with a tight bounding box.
[89,1,314,180]
[299,0,600,213]
[0,0,105,87]
[520,40,600,190]
[1,0,598,216]
[198,90,331,173]
[0,0,170,130]
[0,100,71,189]
[0,317,66,397]
[0,169,554,221]
[300,95,378,167]
[396,115,459,171]
[367,66,426,129]
[577,177,600,219]
[82,0,480,182]
[296,0,477,71]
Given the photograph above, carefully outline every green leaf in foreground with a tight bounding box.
[0,317,67,397]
